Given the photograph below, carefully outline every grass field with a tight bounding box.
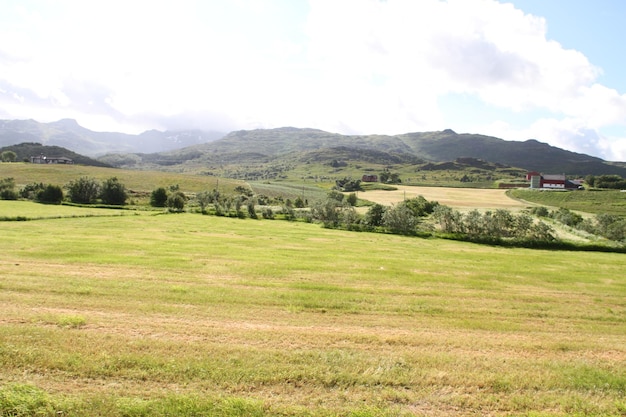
[0,200,133,219]
[1,200,625,416]
[0,163,245,204]
[509,189,626,216]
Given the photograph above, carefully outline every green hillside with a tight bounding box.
[0,142,110,167]
[0,162,246,205]
[100,128,626,180]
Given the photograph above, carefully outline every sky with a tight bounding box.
[1,0,626,161]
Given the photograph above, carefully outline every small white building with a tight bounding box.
[30,155,73,164]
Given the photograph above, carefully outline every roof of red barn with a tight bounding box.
[542,174,565,181]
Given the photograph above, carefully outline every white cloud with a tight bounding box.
[0,0,625,160]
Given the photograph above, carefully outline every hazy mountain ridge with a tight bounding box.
[0,119,225,156]
[166,127,624,176]
[1,119,625,177]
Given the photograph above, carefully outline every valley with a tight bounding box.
[1,202,625,416]
[1,121,626,416]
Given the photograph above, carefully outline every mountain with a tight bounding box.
[0,119,225,156]
[394,130,625,175]
[117,127,624,177]
[2,119,625,177]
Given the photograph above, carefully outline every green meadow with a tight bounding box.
[509,189,626,216]
[0,163,245,205]
[1,200,626,416]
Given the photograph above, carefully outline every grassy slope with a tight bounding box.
[1,201,625,416]
[0,200,133,219]
[163,128,626,176]
[509,189,626,215]
[0,163,246,202]
[132,156,526,189]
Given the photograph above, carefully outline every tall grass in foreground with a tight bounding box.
[0,204,625,416]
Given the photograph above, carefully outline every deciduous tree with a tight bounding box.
[0,177,18,200]
[166,191,186,212]
[37,184,64,204]
[100,177,127,205]
[382,203,417,235]
[364,203,386,228]
[196,191,212,213]
[67,177,100,204]
[1,151,17,162]
[150,187,168,207]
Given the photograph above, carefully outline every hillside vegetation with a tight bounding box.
[0,142,110,167]
[509,189,626,215]
[100,127,626,179]
[1,203,625,416]
[2,163,625,248]
[0,163,245,203]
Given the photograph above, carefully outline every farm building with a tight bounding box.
[30,155,73,164]
[527,172,581,190]
[362,174,378,182]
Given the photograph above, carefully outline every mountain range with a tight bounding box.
[0,118,225,156]
[106,126,626,176]
[1,119,625,177]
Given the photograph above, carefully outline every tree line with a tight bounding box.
[305,193,625,247]
[3,174,624,247]
[305,193,558,242]
[585,175,626,190]
[531,206,626,242]
[1,176,128,206]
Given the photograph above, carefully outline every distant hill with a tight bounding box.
[394,130,623,175]
[2,119,625,177]
[107,127,626,177]
[0,119,225,156]
[0,142,110,167]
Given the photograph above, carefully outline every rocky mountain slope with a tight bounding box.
[111,127,626,176]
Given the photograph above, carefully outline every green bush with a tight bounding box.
[0,189,18,200]
[100,177,128,205]
[166,192,187,212]
[37,184,64,204]
[20,182,46,200]
[67,177,100,204]
[0,177,18,200]
[150,187,169,207]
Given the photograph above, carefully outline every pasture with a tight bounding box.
[1,200,625,416]
[0,163,245,205]
[509,189,626,216]
[0,200,131,219]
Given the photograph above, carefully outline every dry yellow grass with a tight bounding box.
[360,185,531,210]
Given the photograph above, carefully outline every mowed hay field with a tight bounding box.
[1,201,626,416]
[360,185,531,210]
